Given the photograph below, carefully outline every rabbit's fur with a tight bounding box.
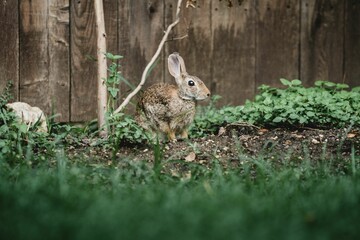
[136,52,210,141]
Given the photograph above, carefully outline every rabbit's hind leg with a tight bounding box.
[158,122,177,142]
[166,130,177,142]
[179,129,188,139]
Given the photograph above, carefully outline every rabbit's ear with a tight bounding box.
[168,53,187,78]
[168,53,181,78]
[177,54,187,74]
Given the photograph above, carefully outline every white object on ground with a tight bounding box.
[6,102,48,133]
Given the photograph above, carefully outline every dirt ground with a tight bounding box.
[73,124,360,174]
[69,124,360,176]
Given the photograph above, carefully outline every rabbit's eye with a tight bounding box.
[188,80,195,86]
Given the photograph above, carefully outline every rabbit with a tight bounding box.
[136,52,210,142]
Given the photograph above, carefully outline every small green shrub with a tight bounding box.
[191,80,360,137]
[0,82,13,108]
[103,53,134,112]
[242,79,360,128]
[108,113,147,145]
[101,53,148,145]
[190,95,243,137]
[0,108,73,166]
[0,108,50,165]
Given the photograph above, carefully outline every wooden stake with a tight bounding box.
[94,0,108,136]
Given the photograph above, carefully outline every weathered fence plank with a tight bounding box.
[104,0,119,55]
[212,0,256,105]
[344,0,360,87]
[48,0,70,121]
[300,0,344,85]
[0,0,19,99]
[3,0,360,122]
[19,0,50,113]
[118,0,165,102]
[70,0,97,121]
[164,0,212,102]
[256,0,300,89]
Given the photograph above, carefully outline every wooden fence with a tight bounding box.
[0,0,359,122]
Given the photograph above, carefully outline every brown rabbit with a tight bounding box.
[136,52,210,141]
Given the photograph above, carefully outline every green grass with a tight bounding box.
[1,80,360,239]
[1,150,360,240]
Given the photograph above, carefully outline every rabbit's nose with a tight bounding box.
[207,93,210,97]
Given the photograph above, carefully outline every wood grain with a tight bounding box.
[0,0,19,99]
[104,0,118,54]
[256,0,301,89]
[19,0,50,113]
[212,0,256,105]
[70,0,97,121]
[4,1,360,122]
[300,0,344,85]
[165,0,212,82]
[118,0,165,104]
[164,0,212,109]
[344,0,360,87]
[48,0,70,122]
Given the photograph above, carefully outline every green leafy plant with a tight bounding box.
[190,95,243,137]
[0,108,52,165]
[100,52,166,145]
[0,107,75,167]
[191,80,360,138]
[100,53,146,145]
[103,53,134,112]
[241,79,360,128]
[106,113,147,145]
[0,81,13,108]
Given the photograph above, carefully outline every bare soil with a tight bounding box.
[69,124,360,175]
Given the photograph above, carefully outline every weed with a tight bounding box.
[105,113,147,150]
[1,147,360,240]
[0,106,77,168]
[103,53,134,112]
[100,53,148,147]
[0,81,13,108]
[242,79,360,128]
[1,70,360,239]
[191,80,360,138]
[190,95,243,137]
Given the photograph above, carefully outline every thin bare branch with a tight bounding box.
[113,0,184,114]
[166,32,189,42]
[186,0,196,8]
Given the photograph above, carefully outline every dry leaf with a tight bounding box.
[291,133,304,139]
[170,169,180,178]
[185,152,196,162]
[199,160,207,164]
[347,133,357,138]
[311,139,320,144]
[270,136,278,141]
[218,127,226,136]
[181,171,192,181]
[258,128,269,135]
